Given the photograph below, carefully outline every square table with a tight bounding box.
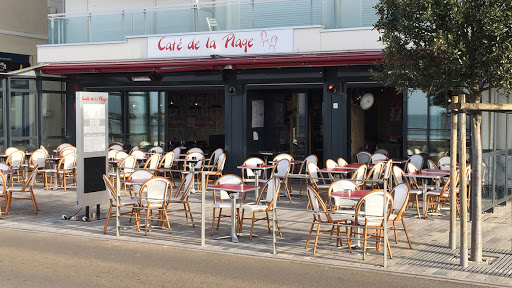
[209,184,259,243]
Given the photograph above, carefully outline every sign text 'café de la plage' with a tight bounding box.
[147,29,294,58]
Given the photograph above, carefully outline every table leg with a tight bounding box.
[255,173,259,201]
[230,194,239,243]
[422,180,427,218]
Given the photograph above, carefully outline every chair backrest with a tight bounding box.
[129,170,154,180]
[215,174,243,200]
[60,153,76,170]
[7,150,25,168]
[174,173,194,200]
[328,180,359,208]
[350,164,367,186]
[144,153,161,169]
[306,186,331,221]
[185,152,205,169]
[206,17,219,31]
[0,171,6,195]
[159,151,175,169]
[392,165,406,186]
[325,159,338,169]
[242,157,264,178]
[307,162,322,186]
[108,149,118,159]
[172,147,181,157]
[370,153,388,164]
[5,147,18,156]
[56,143,72,151]
[337,157,348,167]
[119,155,137,174]
[209,148,224,164]
[273,153,293,162]
[427,159,438,169]
[131,150,146,160]
[409,154,424,170]
[187,147,204,154]
[366,161,384,181]
[405,162,420,188]
[109,144,124,151]
[355,190,393,225]
[20,167,39,191]
[140,177,172,207]
[298,154,318,175]
[272,159,290,179]
[215,153,227,173]
[375,149,388,156]
[115,151,129,160]
[149,146,164,154]
[381,159,393,181]
[438,156,450,170]
[0,163,10,171]
[30,150,48,168]
[60,147,77,156]
[259,178,279,205]
[391,184,410,218]
[103,174,117,201]
[356,151,372,164]
[130,146,140,153]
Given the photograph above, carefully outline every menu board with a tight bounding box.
[83,103,106,152]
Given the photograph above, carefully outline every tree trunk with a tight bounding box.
[470,111,482,263]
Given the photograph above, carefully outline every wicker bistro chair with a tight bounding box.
[325,159,340,180]
[305,185,353,254]
[126,170,154,197]
[108,149,118,160]
[167,173,195,227]
[351,190,394,260]
[327,180,359,211]
[206,148,224,166]
[364,162,384,189]
[131,150,146,163]
[109,144,123,151]
[6,150,25,183]
[4,147,18,156]
[408,154,424,170]
[205,153,226,186]
[158,151,176,183]
[148,146,164,154]
[337,157,348,168]
[307,162,332,203]
[350,164,367,187]
[42,153,76,191]
[369,153,388,164]
[241,157,265,185]
[187,147,204,154]
[290,154,318,196]
[270,159,293,203]
[56,143,72,152]
[438,156,450,170]
[380,159,393,189]
[115,151,129,160]
[0,172,7,218]
[143,153,161,170]
[26,149,48,183]
[356,151,372,164]
[116,155,137,195]
[424,171,459,218]
[388,184,412,248]
[60,146,77,156]
[392,165,407,187]
[138,177,173,236]
[6,167,39,215]
[102,175,139,234]
[239,178,283,240]
[211,174,244,236]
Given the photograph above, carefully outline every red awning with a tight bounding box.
[40,51,382,74]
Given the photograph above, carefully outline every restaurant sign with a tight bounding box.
[147,29,294,58]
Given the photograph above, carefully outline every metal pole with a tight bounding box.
[116,166,121,237]
[449,95,459,250]
[272,177,277,254]
[459,93,468,268]
[201,171,206,246]
[383,177,388,268]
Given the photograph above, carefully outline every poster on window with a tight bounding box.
[83,104,106,152]
[252,100,264,128]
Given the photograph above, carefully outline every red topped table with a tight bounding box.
[209,184,259,243]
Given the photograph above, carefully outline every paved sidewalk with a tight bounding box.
[1,182,511,287]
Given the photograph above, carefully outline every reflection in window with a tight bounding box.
[10,91,37,150]
[407,90,428,155]
[42,93,66,151]
[108,92,124,144]
[128,92,149,149]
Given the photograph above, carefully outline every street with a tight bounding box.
[0,228,485,288]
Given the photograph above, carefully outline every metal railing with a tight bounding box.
[48,0,379,44]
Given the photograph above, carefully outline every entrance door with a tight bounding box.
[247,88,323,162]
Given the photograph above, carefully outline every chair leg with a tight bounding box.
[163,210,172,234]
[187,202,195,228]
[211,208,216,236]
[305,220,315,249]
[415,195,421,218]
[393,221,398,244]
[5,192,12,214]
[402,219,412,249]
[63,173,67,191]
[104,204,113,234]
[362,228,368,260]
[30,188,38,213]
[313,223,321,254]
[249,212,256,240]
[145,208,151,236]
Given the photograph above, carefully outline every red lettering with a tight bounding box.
[206,37,216,49]
[223,33,235,48]
[222,33,253,53]
[158,37,166,51]
[187,39,200,50]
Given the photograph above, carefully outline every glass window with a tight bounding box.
[41,93,66,151]
[42,80,66,91]
[407,90,428,155]
[10,91,37,150]
[108,92,124,145]
[429,92,450,159]
[128,92,149,149]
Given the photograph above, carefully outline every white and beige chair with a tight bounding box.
[102,175,139,234]
[108,149,118,160]
[364,162,384,189]
[55,143,72,152]
[205,152,226,186]
[241,157,265,185]
[327,180,359,211]
[6,167,39,215]
[126,170,154,197]
[148,146,164,154]
[438,156,450,170]
[206,148,224,166]
[370,153,388,164]
[351,190,393,260]
[0,172,7,218]
[60,146,77,156]
[167,173,195,227]
[43,153,76,191]
[350,164,367,187]
[307,162,331,201]
[115,151,129,160]
[131,150,146,161]
[159,151,176,182]
[139,177,173,236]
[408,154,424,170]
[187,147,204,154]
[305,185,352,254]
[143,153,161,170]
[6,150,25,183]
[270,159,292,202]
[337,157,348,168]
[356,151,372,164]
[109,144,124,151]
[388,184,412,248]
[26,149,49,183]
[239,178,282,240]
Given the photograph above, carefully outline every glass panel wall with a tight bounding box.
[108,92,124,145]
[406,90,428,156]
[10,91,38,150]
[41,80,67,151]
[128,92,149,149]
